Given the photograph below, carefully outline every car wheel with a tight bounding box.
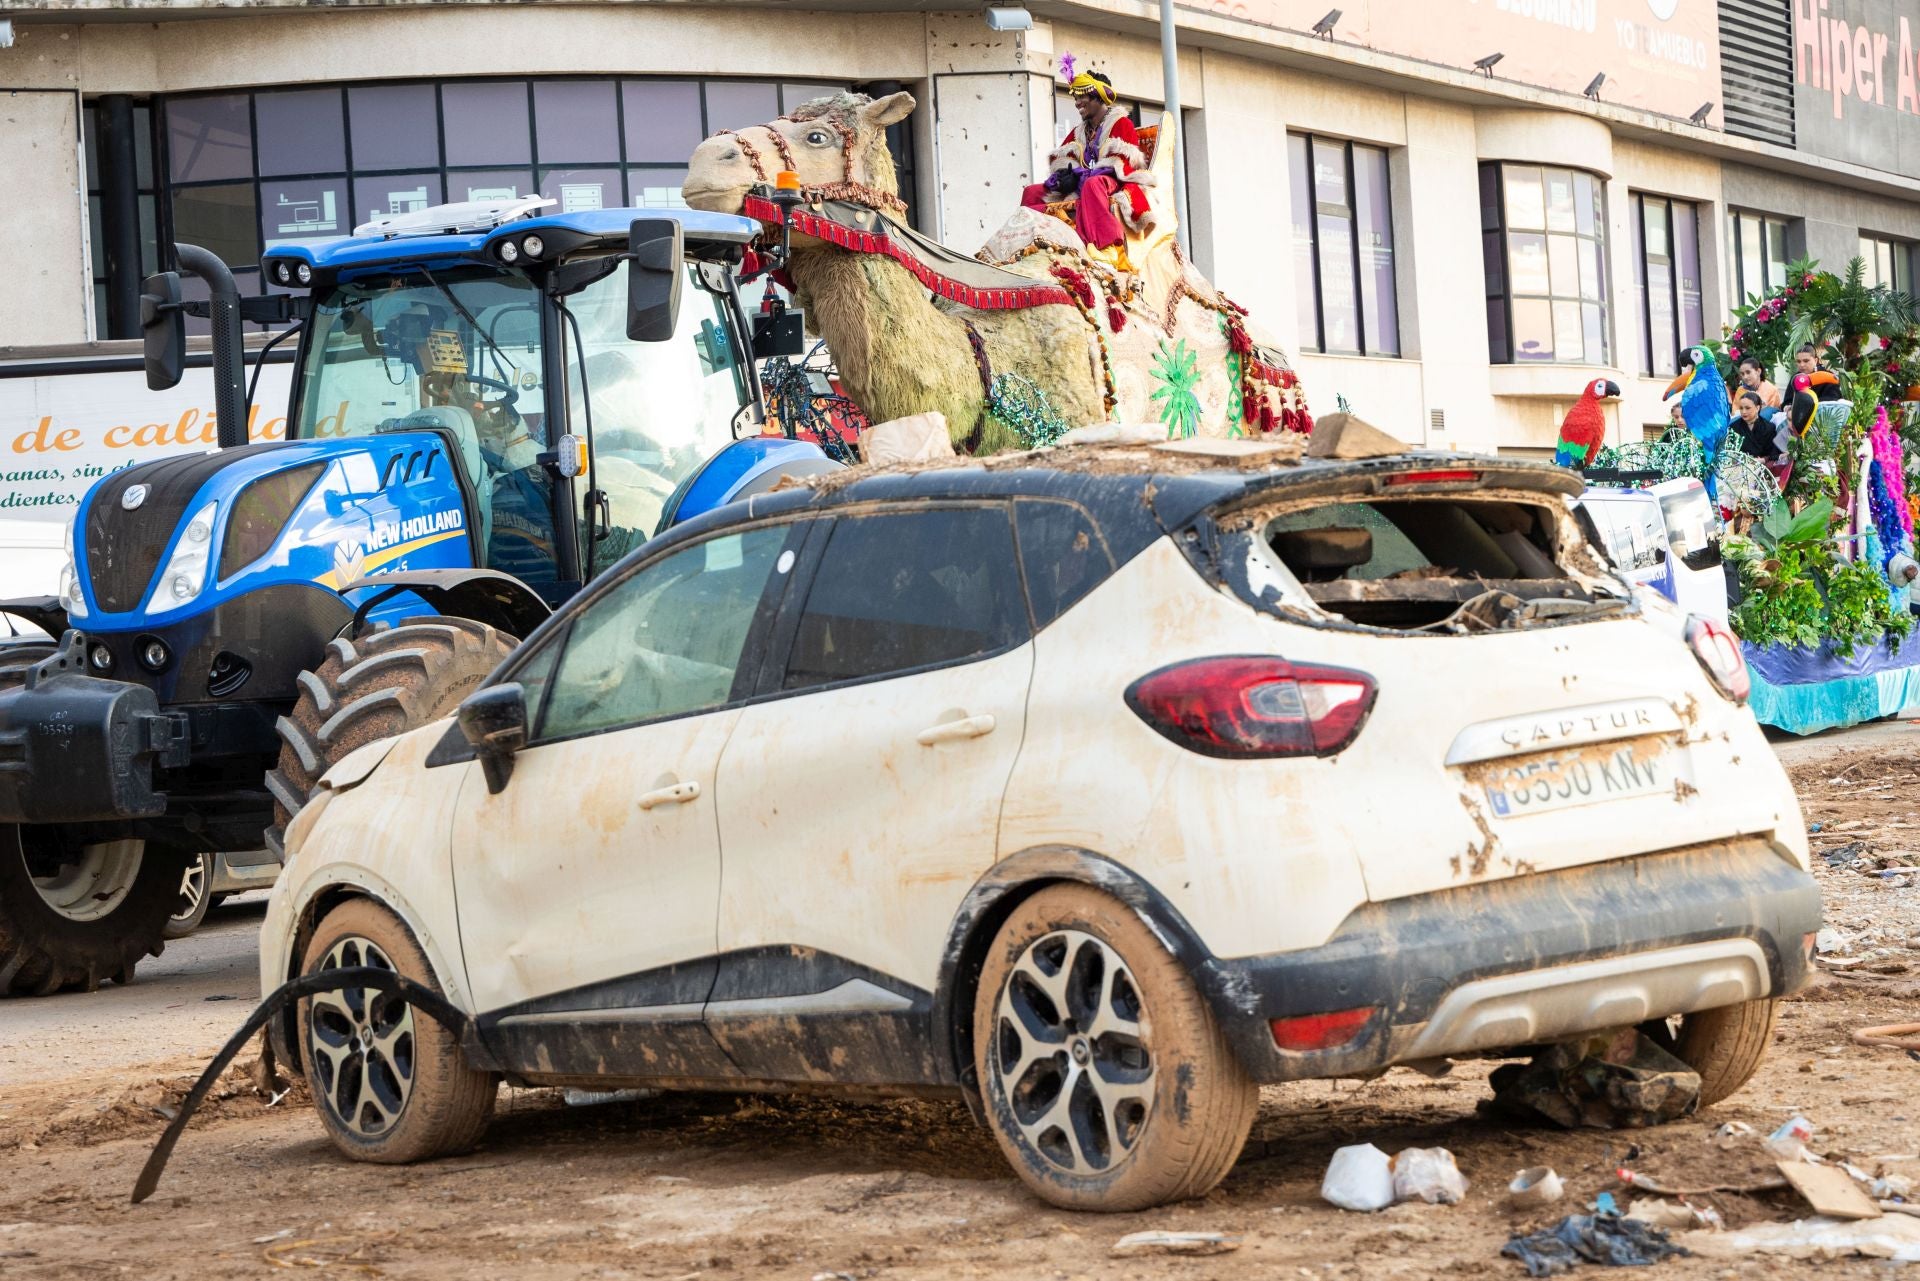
[1662,999,1779,1107]
[297,898,497,1164]
[973,884,1258,1211]
[163,853,214,940]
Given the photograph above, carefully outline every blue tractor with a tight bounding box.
[0,196,834,995]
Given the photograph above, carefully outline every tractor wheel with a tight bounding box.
[0,641,184,997]
[264,617,515,860]
[0,828,184,996]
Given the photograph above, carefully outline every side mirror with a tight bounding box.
[140,271,185,391]
[458,683,528,794]
[627,217,684,342]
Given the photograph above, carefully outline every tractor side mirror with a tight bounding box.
[458,683,528,794]
[140,271,186,391]
[627,217,684,342]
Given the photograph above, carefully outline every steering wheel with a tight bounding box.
[460,373,520,413]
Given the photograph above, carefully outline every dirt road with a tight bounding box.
[3,752,1917,1279]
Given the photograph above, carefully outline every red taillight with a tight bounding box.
[1686,616,1749,705]
[1385,469,1482,486]
[1124,656,1377,759]
[1270,1006,1378,1052]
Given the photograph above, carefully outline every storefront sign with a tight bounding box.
[0,364,295,519]
[1794,0,1920,173]
[1181,0,1720,121]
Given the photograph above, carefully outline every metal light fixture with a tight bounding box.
[1583,72,1605,100]
[983,5,1032,31]
[1312,8,1341,38]
[1474,51,1504,75]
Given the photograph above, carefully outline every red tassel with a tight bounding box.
[1107,304,1126,331]
[1297,408,1314,435]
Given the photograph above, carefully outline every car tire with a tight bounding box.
[1667,998,1779,1107]
[973,884,1258,1211]
[162,852,214,940]
[264,617,515,860]
[298,898,497,1164]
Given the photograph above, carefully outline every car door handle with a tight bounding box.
[638,780,701,809]
[916,714,996,746]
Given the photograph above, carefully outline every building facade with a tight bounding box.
[4,0,1919,457]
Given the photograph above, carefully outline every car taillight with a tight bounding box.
[1385,469,1481,486]
[1124,656,1377,759]
[1270,1006,1379,1052]
[1686,616,1749,705]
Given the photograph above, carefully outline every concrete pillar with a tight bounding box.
[924,11,1055,253]
[0,89,89,348]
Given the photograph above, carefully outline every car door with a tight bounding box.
[449,519,802,1079]
[710,502,1034,1083]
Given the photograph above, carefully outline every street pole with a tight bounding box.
[1158,0,1191,256]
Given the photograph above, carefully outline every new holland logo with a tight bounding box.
[121,484,149,511]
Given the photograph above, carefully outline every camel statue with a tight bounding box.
[682,91,1309,453]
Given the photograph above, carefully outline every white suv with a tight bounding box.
[262,441,1819,1212]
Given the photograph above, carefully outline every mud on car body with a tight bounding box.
[261,440,1818,1212]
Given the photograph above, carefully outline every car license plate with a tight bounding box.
[1482,740,1684,820]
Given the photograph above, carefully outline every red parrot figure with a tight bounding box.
[1554,378,1621,470]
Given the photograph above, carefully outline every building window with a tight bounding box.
[1861,234,1912,291]
[83,100,162,340]
[148,77,881,324]
[1287,134,1398,357]
[1632,195,1704,379]
[1480,162,1608,365]
[1727,210,1790,303]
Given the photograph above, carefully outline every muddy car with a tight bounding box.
[260,438,1819,1212]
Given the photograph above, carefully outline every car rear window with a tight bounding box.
[782,506,1028,689]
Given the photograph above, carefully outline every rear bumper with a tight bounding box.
[1198,838,1819,1083]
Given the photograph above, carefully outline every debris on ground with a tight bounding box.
[1711,1121,1755,1148]
[1484,1029,1700,1129]
[1763,1115,1817,1162]
[1681,1213,1920,1262]
[1624,1198,1722,1232]
[1509,1166,1564,1208]
[1855,1021,1920,1051]
[1321,1143,1395,1212]
[1777,1162,1884,1219]
[1390,1147,1468,1205]
[1501,1213,1690,1275]
[1109,1231,1240,1257]
[562,1088,659,1107]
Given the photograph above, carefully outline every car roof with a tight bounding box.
[659,441,1583,556]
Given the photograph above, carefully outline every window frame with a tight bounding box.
[750,500,1038,703]
[1727,209,1792,304]
[1860,233,1913,292]
[506,515,813,748]
[1480,160,1610,366]
[1288,133,1400,358]
[1633,193,1705,379]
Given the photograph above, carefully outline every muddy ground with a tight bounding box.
[2,750,1917,1279]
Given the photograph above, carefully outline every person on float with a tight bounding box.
[1019,70,1155,250]
[1731,356,1782,411]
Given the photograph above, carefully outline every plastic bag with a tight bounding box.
[1391,1147,1468,1205]
[1321,1143,1394,1212]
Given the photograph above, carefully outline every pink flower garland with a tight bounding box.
[1871,404,1912,543]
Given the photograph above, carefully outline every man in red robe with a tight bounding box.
[1020,71,1155,250]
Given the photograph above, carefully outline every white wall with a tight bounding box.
[0,89,88,350]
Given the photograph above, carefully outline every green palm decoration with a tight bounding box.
[1151,339,1204,439]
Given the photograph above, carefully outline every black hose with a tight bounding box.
[131,966,472,1204]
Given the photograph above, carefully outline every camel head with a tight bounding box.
[682,90,916,217]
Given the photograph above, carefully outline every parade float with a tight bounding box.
[678,78,1311,456]
[1622,260,1920,734]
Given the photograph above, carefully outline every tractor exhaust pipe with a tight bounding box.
[173,243,249,449]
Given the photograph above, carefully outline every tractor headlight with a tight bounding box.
[498,240,519,264]
[521,234,544,259]
[57,520,87,620]
[154,501,218,609]
[296,263,312,285]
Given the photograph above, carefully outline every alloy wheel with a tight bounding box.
[171,853,210,926]
[307,936,417,1139]
[991,928,1156,1174]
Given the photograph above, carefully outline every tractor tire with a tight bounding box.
[264,617,515,860]
[0,641,184,997]
[0,828,183,996]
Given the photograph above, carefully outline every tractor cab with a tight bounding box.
[262,198,764,595]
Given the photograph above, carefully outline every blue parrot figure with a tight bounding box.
[1666,345,1730,500]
